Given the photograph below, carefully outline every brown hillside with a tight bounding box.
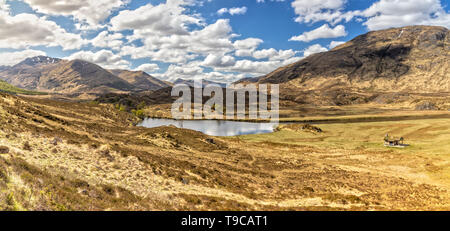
[108,69,170,91]
[0,56,168,94]
[259,26,449,93]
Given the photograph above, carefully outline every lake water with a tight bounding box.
[138,118,279,136]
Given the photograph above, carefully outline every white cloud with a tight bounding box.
[155,62,246,83]
[233,38,263,56]
[135,63,160,73]
[362,0,450,30]
[252,48,297,61]
[91,31,124,50]
[291,0,354,25]
[110,0,203,36]
[0,0,9,13]
[217,8,228,15]
[0,49,46,66]
[67,49,130,69]
[221,59,288,75]
[328,41,346,49]
[289,0,450,31]
[217,7,247,16]
[22,0,129,29]
[229,7,247,15]
[303,44,328,57]
[289,24,347,42]
[257,0,285,3]
[233,38,263,50]
[120,18,236,64]
[0,12,85,50]
[202,54,236,67]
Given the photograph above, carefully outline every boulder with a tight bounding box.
[0,146,9,154]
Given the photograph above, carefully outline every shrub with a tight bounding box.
[23,142,32,151]
[131,109,145,119]
[0,146,9,154]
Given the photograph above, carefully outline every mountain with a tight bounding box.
[0,56,169,94]
[173,78,227,88]
[108,69,170,91]
[252,26,449,101]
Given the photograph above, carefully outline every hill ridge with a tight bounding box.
[256,25,449,93]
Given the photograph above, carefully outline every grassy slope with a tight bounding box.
[239,119,450,155]
[0,93,449,210]
[237,119,450,189]
[0,80,46,95]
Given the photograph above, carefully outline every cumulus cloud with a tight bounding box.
[217,7,247,16]
[291,0,354,25]
[303,44,328,57]
[0,49,46,66]
[252,48,297,61]
[22,0,128,29]
[110,0,203,36]
[289,24,347,42]
[361,0,450,30]
[233,38,264,56]
[202,54,236,67]
[91,31,124,50]
[111,0,238,66]
[328,41,346,49]
[0,11,85,50]
[67,49,130,69]
[289,0,450,31]
[135,63,160,73]
[257,0,285,3]
[119,18,236,64]
[155,61,245,83]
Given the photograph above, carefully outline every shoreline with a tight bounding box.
[140,111,450,124]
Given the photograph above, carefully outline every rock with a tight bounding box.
[206,138,215,144]
[50,137,63,146]
[415,101,437,110]
[181,177,190,185]
[301,124,323,133]
[0,146,9,154]
[23,141,32,151]
[99,149,114,162]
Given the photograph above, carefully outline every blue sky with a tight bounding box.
[0,0,449,83]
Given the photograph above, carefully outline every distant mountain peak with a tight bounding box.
[256,25,449,93]
[173,78,227,88]
[0,56,170,94]
[16,56,61,67]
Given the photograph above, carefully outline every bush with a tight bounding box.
[0,146,9,154]
[131,109,145,119]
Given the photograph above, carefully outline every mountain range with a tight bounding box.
[0,56,171,94]
[0,26,448,102]
[173,78,227,88]
[246,26,449,104]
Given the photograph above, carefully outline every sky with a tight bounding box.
[0,0,449,83]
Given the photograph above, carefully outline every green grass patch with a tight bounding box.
[236,118,450,155]
[0,80,46,95]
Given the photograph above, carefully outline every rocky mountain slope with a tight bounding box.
[108,69,170,91]
[0,56,169,94]
[259,26,449,94]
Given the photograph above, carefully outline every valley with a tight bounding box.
[0,93,449,211]
[0,25,448,211]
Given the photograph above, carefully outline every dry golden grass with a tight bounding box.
[0,93,449,210]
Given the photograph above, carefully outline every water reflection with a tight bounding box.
[138,118,278,136]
